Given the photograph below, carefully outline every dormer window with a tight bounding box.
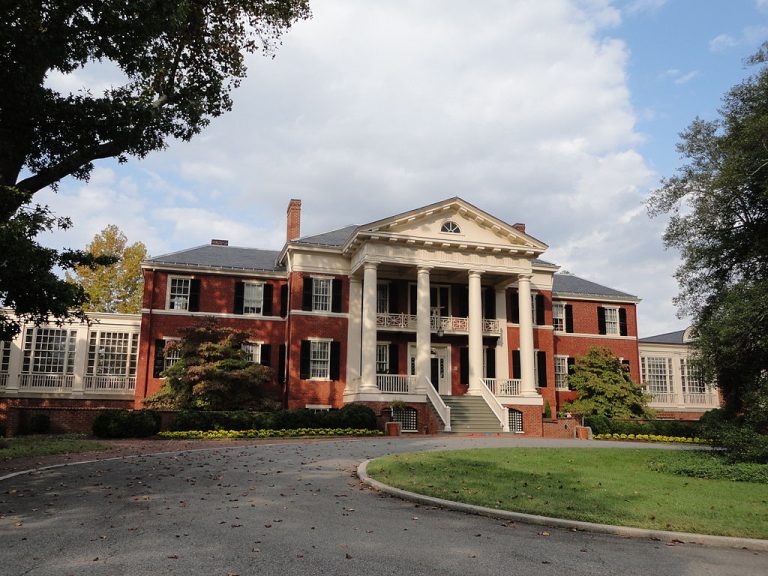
[440,221,461,233]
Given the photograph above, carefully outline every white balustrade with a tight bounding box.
[483,378,521,396]
[376,374,414,393]
[424,378,451,432]
[376,313,416,329]
[683,392,719,406]
[19,373,74,390]
[649,392,677,405]
[376,313,500,335]
[475,379,509,432]
[84,375,136,393]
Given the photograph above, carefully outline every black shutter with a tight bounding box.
[512,350,521,379]
[152,339,165,378]
[234,282,244,314]
[278,344,286,384]
[460,347,469,385]
[457,285,469,318]
[302,277,313,311]
[280,284,288,318]
[485,347,496,379]
[565,304,574,333]
[597,306,606,335]
[188,279,201,312]
[389,343,399,374]
[409,284,417,315]
[537,351,547,387]
[439,286,449,316]
[329,341,341,380]
[619,308,628,336]
[262,283,273,316]
[509,290,520,323]
[567,357,576,375]
[299,341,311,379]
[484,287,496,319]
[260,344,272,367]
[389,284,398,313]
[535,294,545,326]
[331,279,342,312]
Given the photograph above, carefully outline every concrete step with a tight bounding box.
[441,395,505,433]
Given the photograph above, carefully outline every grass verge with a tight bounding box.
[366,448,768,539]
[0,434,110,462]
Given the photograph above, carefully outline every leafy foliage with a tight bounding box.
[92,409,161,438]
[647,450,768,483]
[144,319,274,410]
[562,347,654,419]
[583,415,697,437]
[647,43,768,453]
[66,224,147,314]
[0,1,309,337]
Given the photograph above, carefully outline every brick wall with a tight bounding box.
[504,404,543,437]
[542,417,578,439]
[362,401,443,434]
[1,398,133,437]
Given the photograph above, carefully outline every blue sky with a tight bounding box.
[38,0,768,337]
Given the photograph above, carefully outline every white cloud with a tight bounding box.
[709,33,739,52]
[757,0,768,15]
[623,0,668,16]
[709,26,768,53]
[673,70,699,85]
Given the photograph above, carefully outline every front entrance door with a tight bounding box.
[410,344,451,395]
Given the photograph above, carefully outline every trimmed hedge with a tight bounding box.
[92,410,161,438]
[584,415,699,438]
[159,428,383,440]
[172,404,377,432]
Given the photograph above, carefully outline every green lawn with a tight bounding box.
[0,434,110,463]
[366,448,768,539]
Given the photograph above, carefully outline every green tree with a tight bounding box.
[144,319,273,410]
[66,225,148,314]
[562,347,654,419]
[0,1,310,338]
[648,44,768,429]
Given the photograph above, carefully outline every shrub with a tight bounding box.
[583,415,611,435]
[697,408,768,464]
[338,404,376,429]
[19,413,51,435]
[583,416,699,438]
[92,410,161,438]
[648,450,768,483]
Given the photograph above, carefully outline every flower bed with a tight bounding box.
[157,428,384,440]
[593,433,705,443]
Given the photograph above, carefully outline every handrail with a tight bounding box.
[483,378,521,396]
[424,378,451,432]
[476,378,510,432]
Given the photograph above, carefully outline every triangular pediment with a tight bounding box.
[347,197,547,252]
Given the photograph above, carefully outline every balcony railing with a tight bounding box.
[84,375,136,393]
[0,373,7,389]
[683,392,719,406]
[376,313,501,335]
[483,378,522,396]
[376,374,414,393]
[19,373,74,391]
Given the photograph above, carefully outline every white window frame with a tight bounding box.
[531,294,537,324]
[312,277,332,312]
[167,275,193,311]
[87,330,139,377]
[552,303,565,331]
[22,327,78,374]
[641,356,673,394]
[163,337,182,373]
[243,282,265,315]
[309,339,331,380]
[376,342,389,374]
[508,409,523,433]
[376,282,390,314]
[681,358,705,394]
[554,355,569,390]
[1,340,11,374]
[242,341,262,364]
[604,306,620,335]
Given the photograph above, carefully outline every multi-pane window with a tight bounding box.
[552,303,565,331]
[508,409,523,433]
[376,343,389,374]
[169,277,192,310]
[87,331,139,376]
[242,342,262,364]
[0,340,10,373]
[391,407,417,431]
[310,340,331,379]
[554,356,569,390]
[440,221,461,233]
[376,283,389,314]
[604,307,619,335]
[641,356,673,394]
[243,283,264,315]
[681,358,705,394]
[164,340,182,371]
[22,328,77,373]
[312,278,332,312]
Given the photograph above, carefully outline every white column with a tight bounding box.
[495,286,510,380]
[518,274,537,395]
[345,276,363,394]
[468,270,483,393]
[72,324,89,396]
[5,327,25,394]
[416,267,432,391]
[360,262,379,391]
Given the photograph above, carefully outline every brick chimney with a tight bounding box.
[211,239,229,246]
[513,223,526,234]
[287,199,301,241]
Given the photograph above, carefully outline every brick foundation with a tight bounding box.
[504,404,543,436]
[542,417,578,439]
[1,398,134,437]
[361,401,443,434]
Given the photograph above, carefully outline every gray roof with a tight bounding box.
[146,244,284,272]
[293,225,358,247]
[639,330,686,344]
[552,273,638,300]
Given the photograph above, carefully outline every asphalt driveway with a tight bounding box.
[1,437,765,576]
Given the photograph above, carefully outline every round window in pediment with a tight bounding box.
[440,221,461,233]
